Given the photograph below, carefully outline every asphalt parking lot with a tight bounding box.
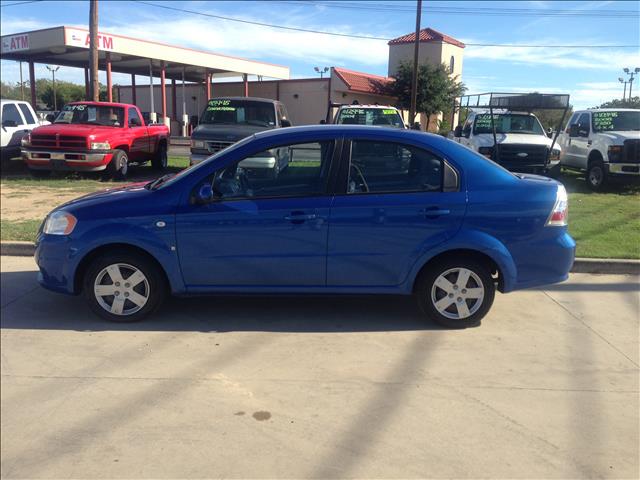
[1,255,638,479]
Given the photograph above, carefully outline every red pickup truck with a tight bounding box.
[22,102,169,178]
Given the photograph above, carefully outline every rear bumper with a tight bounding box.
[23,149,112,171]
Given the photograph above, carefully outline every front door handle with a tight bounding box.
[284,212,318,224]
[422,207,450,218]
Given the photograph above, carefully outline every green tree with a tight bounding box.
[375,61,465,129]
[598,97,640,109]
[39,80,86,110]
[533,107,573,132]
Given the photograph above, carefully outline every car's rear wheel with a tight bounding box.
[106,149,128,180]
[587,160,606,191]
[152,142,168,170]
[416,258,495,328]
[83,252,166,322]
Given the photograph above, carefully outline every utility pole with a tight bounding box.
[19,62,24,100]
[89,0,99,101]
[46,65,60,110]
[409,0,422,128]
[624,67,640,99]
[619,77,627,101]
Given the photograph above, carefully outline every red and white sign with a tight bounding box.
[1,34,30,52]
[66,28,114,51]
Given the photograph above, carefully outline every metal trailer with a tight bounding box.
[451,92,571,171]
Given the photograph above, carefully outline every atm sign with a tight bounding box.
[2,34,29,52]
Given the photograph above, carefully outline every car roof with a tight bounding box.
[251,124,437,143]
[338,105,399,110]
[209,96,279,104]
[577,108,640,113]
[1,99,30,105]
[67,101,133,108]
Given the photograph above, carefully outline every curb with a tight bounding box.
[1,241,638,275]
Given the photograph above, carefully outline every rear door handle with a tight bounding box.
[422,207,450,218]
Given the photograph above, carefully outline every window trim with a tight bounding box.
[337,138,459,196]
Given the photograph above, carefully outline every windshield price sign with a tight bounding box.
[207,99,235,111]
[592,111,618,131]
[63,104,86,111]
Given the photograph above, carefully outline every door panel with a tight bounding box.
[176,197,331,286]
[327,192,466,286]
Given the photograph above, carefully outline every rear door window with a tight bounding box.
[18,104,36,124]
[347,140,445,194]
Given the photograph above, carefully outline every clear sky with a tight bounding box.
[1,0,639,109]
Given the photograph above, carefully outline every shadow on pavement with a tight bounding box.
[544,281,639,293]
[1,270,442,333]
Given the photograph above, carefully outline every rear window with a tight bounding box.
[336,108,404,128]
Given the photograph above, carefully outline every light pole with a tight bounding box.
[623,67,640,99]
[619,77,628,101]
[314,66,329,78]
[46,65,60,111]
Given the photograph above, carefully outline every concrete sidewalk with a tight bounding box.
[1,256,638,478]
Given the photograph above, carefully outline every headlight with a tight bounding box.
[191,140,206,149]
[90,142,110,150]
[21,133,31,147]
[608,145,623,161]
[43,211,77,235]
[550,149,561,161]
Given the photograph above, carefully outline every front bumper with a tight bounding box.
[35,233,78,295]
[190,153,210,166]
[607,163,640,176]
[23,149,112,171]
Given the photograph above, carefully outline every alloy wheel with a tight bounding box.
[430,267,485,320]
[93,263,149,316]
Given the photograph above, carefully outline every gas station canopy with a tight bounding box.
[1,26,290,81]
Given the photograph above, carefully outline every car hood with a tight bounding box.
[56,182,150,213]
[597,131,640,142]
[191,123,272,142]
[30,123,121,140]
[474,133,554,148]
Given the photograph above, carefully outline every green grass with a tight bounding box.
[1,164,638,259]
[0,219,42,242]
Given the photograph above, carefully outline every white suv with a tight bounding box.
[1,100,41,163]
[557,108,639,190]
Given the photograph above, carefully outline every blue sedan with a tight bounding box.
[35,125,575,328]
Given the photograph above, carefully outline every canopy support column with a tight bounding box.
[131,74,137,105]
[106,52,113,102]
[149,60,156,123]
[28,61,36,108]
[243,74,248,97]
[181,67,187,136]
[84,68,90,100]
[160,61,167,126]
[171,78,177,121]
[205,71,211,100]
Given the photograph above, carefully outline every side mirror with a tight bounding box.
[129,118,141,127]
[569,124,579,137]
[411,122,421,131]
[281,119,292,128]
[547,131,553,138]
[2,120,17,128]
[579,128,589,137]
[453,125,463,137]
[45,114,55,123]
[319,119,326,125]
[195,183,215,204]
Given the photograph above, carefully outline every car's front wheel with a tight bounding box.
[587,160,606,191]
[416,258,495,328]
[83,252,166,322]
[106,149,129,180]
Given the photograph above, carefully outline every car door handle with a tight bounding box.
[421,207,450,218]
[284,212,318,224]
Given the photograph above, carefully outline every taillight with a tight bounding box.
[546,184,568,226]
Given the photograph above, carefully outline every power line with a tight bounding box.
[137,1,640,48]
[0,0,43,7]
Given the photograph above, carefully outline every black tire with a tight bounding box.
[415,258,495,329]
[152,142,168,171]
[105,149,129,180]
[29,169,51,178]
[586,160,606,191]
[82,252,166,322]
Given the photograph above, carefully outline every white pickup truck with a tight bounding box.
[451,111,561,175]
[557,108,640,190]
[1,99,42,164]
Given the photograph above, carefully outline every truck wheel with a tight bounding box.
[106,149,128,180]
[587,160,606,191]
[83,252,166,322]
[152,143,168,171]
[29,169,51,179]
[415,258,495,329]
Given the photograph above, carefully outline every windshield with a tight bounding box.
[592,111,640,132]
[336,108,404,128]
[54,104,125,127]
[200,99,276,127]
[473,114,544,135]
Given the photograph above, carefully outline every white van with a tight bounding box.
[1,100,41,162]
